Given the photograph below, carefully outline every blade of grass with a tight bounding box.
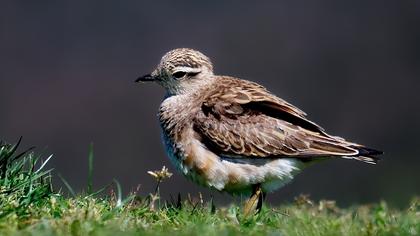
[87,143,94,195]
[58,173,76,197]
[35,154,53,173]
[113,179,122,208]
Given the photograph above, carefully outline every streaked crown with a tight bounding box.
[158,48,214,75]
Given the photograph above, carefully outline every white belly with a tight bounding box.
[218,158,304,194]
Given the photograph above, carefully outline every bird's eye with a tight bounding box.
[172,71,186,79]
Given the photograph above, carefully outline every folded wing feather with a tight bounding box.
[193,77,376,162]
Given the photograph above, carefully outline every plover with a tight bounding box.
[136,48,382,214]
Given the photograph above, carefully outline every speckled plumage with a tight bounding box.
[137,48,382,195]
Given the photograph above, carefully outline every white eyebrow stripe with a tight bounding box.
[173,67,202,74]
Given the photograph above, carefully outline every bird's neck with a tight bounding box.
[158,87,206,139]
[159,75,217,140]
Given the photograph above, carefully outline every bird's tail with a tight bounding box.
[346,146,383,164]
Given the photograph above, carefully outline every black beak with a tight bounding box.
[135,74,155,82]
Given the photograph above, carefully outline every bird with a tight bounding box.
[135,48,382,215]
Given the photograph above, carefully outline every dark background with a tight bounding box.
[1,1,419,207]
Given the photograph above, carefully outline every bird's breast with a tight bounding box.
[159,123,211,187]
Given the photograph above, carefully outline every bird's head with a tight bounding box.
[136,48,214,95]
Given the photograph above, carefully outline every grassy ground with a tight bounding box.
[0,139,419,236]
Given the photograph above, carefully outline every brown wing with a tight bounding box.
[194,77,370,160]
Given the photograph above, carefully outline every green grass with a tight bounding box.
[0,139,419,236]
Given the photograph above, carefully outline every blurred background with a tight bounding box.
[1,1,419,207]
